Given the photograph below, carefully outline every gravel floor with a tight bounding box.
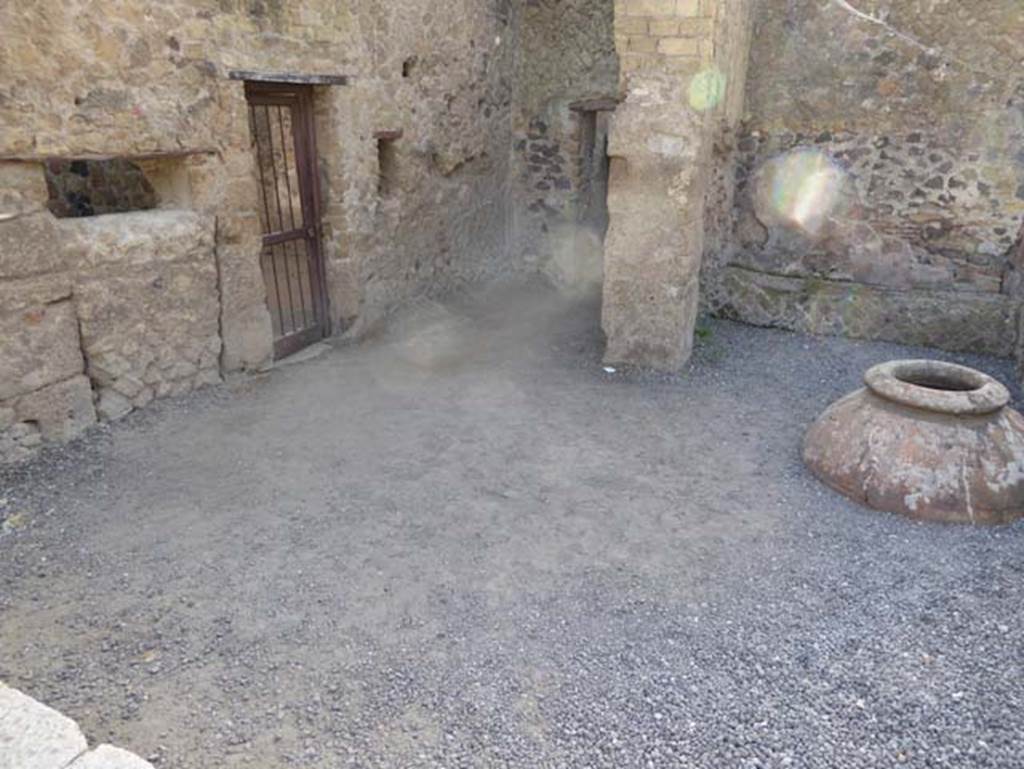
[1,282,1022,769]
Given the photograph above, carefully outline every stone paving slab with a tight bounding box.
[0,683,152,769]
[0,682,86,769]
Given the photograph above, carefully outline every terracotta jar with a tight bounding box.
[804,360,1024,524]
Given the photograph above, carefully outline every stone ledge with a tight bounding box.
[0,149,216,163]
[59,210,216,271]
[713,265,1018,357]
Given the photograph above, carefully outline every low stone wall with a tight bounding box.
[64,211,222,420]
[0,682,154,769]
[0,174,221,463]
[716,265,1017,356]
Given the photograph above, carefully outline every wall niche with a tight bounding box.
[44,158,157,218]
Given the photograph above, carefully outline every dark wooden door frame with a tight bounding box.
[245,81,330,359]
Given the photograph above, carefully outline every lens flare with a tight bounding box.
[688,68,727,112]
[755,148,847,236]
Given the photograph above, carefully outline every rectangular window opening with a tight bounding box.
[375,131,402,199]
[44,158,158,218]
[576,110,611,239]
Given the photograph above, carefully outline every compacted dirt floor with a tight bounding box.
[1,282,1023,769]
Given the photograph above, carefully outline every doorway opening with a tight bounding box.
[570,100,615,294]
[577,108,611,240]
[245,82,330,360]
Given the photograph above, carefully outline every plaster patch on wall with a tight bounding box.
[646,134,686,157]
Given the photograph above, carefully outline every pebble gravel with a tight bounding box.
[1,286,1022,768]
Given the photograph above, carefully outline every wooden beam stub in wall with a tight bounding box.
[0,148,219,163]
[569,96,621,112]
[373,130,404,141]
[228,70,350,86]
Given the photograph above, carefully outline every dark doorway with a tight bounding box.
[577,108,611,241]
[245,82,329,359]
[571,104,614,292]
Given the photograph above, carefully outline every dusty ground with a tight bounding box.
[1,282,1023,769]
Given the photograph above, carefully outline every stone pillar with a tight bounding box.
[195,147,274,373]
[189,83,274,373]
[316,85,365,335]
[602,0,749,370]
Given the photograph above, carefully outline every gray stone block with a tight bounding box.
[0,683,87,769]
[0,272,72,315]
[95,388,133,422]
[0,162,48,219]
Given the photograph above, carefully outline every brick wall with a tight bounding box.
[0,0,517,463]
[616,0,708,69]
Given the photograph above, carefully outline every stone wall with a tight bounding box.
[0,0,516,336]
[705,0,1024,357]
[1015,223,1024,383]
[0,166,221,462]
[602,0,753,370]
[1,168,96,464]
[7,0,1022,462]
[0,0,518,462]
[324,0,516,335]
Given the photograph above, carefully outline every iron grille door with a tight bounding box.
[245,82,329,359]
